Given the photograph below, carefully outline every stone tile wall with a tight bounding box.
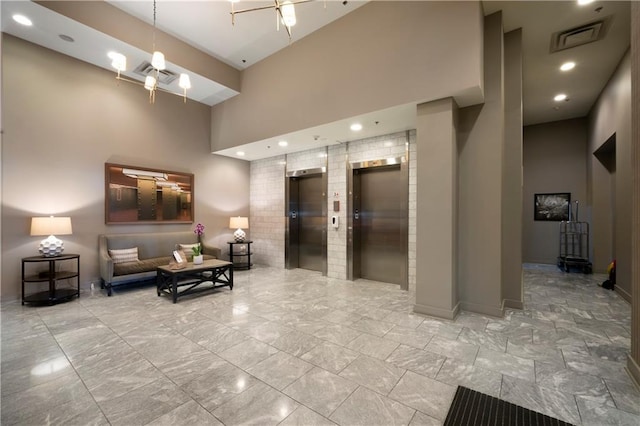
[327,144,348,279]
[249,155,286,268]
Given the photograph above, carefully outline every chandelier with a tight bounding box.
[230,0,318,41]
[110,0,191,103]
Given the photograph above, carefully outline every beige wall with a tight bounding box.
[502,28,523,309]
[456,12,505,317]
[1,35,250,300]
[211,1,484,150]
[522,119,588,265]
[588,51,632,300]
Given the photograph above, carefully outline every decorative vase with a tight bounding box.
[193,255,204,265]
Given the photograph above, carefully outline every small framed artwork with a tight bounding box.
[534,193,571,221]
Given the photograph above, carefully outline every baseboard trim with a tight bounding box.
[414,302,460,320]
[626,355,640,390]
[503,298,524,310]
[615,285,632,303]
[459,300,504,318]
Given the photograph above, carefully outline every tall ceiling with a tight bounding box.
[483,0,630,126]
[1,1,631,160]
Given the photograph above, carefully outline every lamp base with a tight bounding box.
[39,235,64,257]
[233,228,246,242]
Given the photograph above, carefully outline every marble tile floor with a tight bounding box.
[1,264,639,425]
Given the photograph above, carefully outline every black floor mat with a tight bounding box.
[444,386,574,426]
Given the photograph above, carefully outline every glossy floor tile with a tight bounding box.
[1,264,638,425]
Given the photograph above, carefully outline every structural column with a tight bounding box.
[456,11,505,317]
[629,1,640,386]
[502,28,524,309]
[414,98,459,319]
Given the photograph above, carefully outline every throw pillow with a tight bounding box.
[109,247,139,264]
[178,243,200,261]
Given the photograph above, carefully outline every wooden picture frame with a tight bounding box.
[105,163,194,224]
[534,192,570,221]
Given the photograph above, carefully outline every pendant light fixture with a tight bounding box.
[230,0,321,41]
[111,0,191,103]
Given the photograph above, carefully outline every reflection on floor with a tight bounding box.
[2,264,639,425]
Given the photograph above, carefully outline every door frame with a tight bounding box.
[347,157,409,290]
[285,167,328,276]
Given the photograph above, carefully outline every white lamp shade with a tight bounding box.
[110,53,127,71]
[281,1,296,27]
[229,216,249,229]
[151,51,166,70]
[144,75,156,91]
[30,216,72,236]
[179,73,191,89]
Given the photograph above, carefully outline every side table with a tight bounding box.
[227,241,253,270]
[22,254,80,305]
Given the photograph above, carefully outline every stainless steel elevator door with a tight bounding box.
[297,175,324,272]
[358,165,407,285]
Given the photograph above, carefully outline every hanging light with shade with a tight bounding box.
[110,0,191,103]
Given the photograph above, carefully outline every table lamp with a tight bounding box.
[30,216,73,257]
[229,216,249,242]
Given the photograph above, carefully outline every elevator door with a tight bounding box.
[298,175,324,271]
[288,174,325,273]
[353,165,407,286]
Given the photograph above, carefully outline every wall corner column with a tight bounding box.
[502,28,524,310]
[628,0,640,387]
[414,98,459,320]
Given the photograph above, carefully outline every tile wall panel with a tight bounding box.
[250,156,286,267]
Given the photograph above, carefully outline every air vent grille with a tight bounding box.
[550,17,610,53]
[133,61,178,85]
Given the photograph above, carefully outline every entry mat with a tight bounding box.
[444,386,574,426]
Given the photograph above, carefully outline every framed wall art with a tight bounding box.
[105,163,194,224]
[534,192,570,221]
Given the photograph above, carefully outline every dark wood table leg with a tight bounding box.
[172,275,178,303]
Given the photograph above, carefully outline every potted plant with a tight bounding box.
[192,243,203,264]
[193,223,205,264]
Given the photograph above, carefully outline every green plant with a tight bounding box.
[192,243,202,256]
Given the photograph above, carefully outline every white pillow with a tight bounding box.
[179,243,200,255]
[109,247,139,264]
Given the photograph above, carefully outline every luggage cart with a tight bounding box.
[557,201,592,273]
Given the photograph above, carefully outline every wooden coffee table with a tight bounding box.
[156,259,233,303]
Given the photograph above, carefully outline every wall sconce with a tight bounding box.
[30,216,73,257]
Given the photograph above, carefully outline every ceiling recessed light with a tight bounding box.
[236,151,245,157]
[350,123,362,131]
[554,94,568,102]
[577,0,594,5]
[13,14,32,26]
[278,141,288,147]
[560,62,575,71]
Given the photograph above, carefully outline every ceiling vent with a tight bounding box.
[133,61,178,85]
[550,17,610,53]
